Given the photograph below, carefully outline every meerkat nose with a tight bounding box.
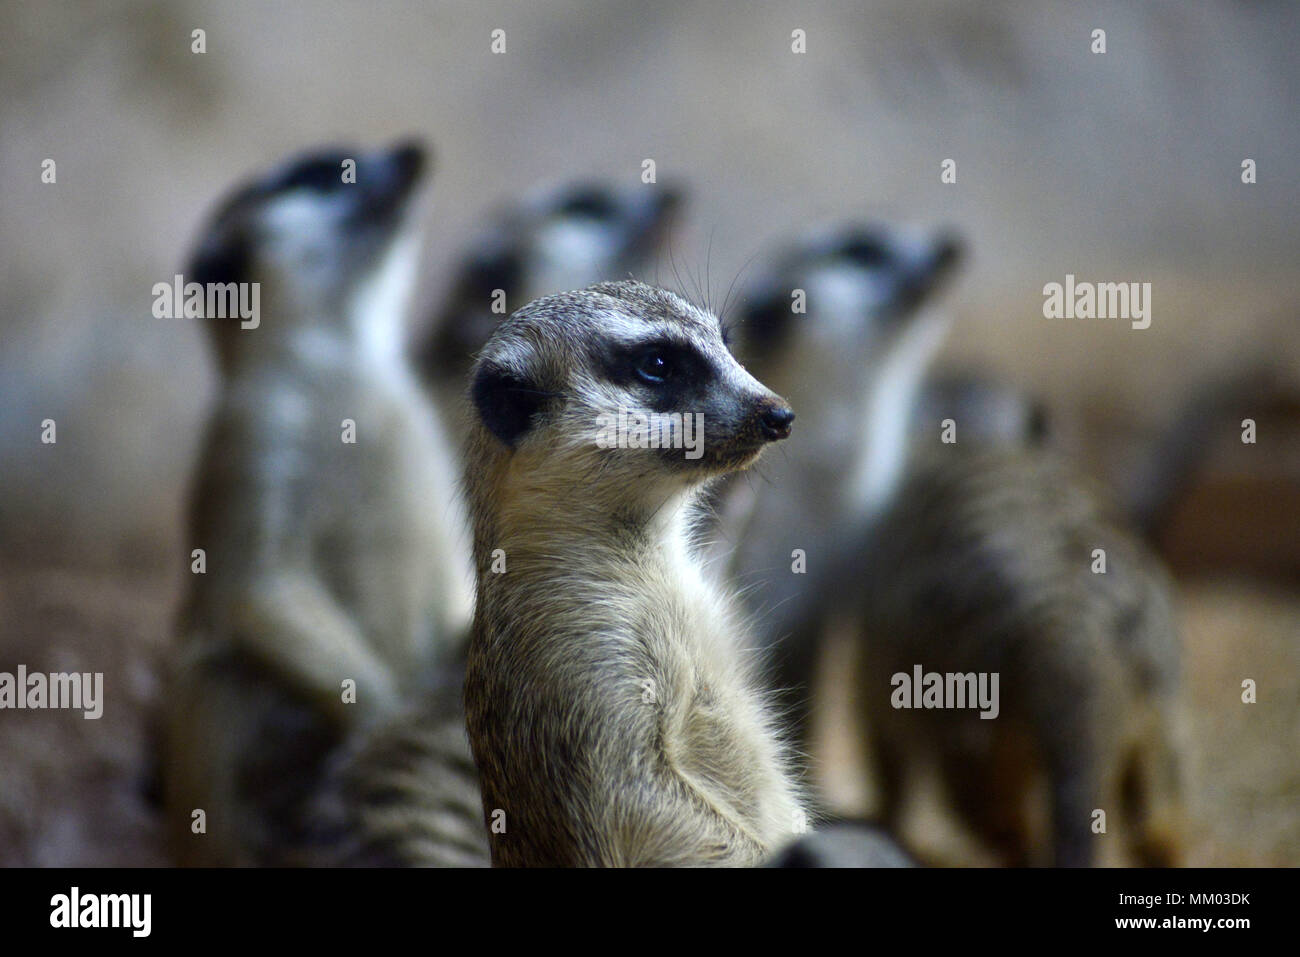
[759,405,795,441]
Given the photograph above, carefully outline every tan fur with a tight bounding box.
[723,224,961,753]
[164,144,472,865]
[463,280,805,866]
[854,446,1187,867]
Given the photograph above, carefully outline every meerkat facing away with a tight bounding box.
[416,180,683,424]
[165,142,473,865]
[722,224,962,748]
[463,280,805,866]
[732,232,1184,864]
[851,441,1186,868]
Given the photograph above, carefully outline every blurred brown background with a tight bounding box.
[0,0,1296,865]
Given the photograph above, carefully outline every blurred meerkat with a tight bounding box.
[732,232,1185,865]
[293,666,489,867]
[724,224,962,745]
[417,180,683,424]
[852,443,1187,867]
[165,142,473,865]
[463,280,805,866]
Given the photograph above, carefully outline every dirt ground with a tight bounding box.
[0,561,173,866]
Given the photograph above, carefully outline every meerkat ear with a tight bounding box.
[471,362,547,448]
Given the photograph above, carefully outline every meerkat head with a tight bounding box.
[467,280,792,517]
[915,371,1054,448]
[735,223,962,399]
[423,181,684,387]
[187,140,429,368]
[731,223,963,515]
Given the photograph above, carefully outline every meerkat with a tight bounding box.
[293,186,683,868]
[851,444,1187,867]
[416,180,683,425]
[722,224,963,746]
[292,665,489,867]
[164,141,473,865]
[462,279,805,866]
[730,231,1185,865]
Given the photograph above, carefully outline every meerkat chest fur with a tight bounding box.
[471,493,802,865]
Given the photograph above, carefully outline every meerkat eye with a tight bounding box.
[635,348,672,384]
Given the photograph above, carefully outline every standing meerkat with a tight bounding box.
[724,224,962,748]
[165,142,472,865]
[463,280,805,866]
[732,230,1184,865]
[851,443,1186,868]
[846,334,1185,868]
[298,184,683,867]
[417,180,683,425]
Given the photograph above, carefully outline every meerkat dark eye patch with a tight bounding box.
[838,234,893,269]
[187,226,251,288]
[471,364,551,449]
[598,339,712,413]
[634,348,671,384]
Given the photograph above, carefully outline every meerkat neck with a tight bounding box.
[846,310,951,518]
[348,232,420,366]
[478,475,698,581]
[240,235,418,373]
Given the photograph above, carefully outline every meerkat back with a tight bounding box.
[856,443,1186,867]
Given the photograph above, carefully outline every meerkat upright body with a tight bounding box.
[855,446,1186,867]
[165,143,472,865]
[463,280,803,866]
[851,360,1185,867]
[725,225,962,745]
